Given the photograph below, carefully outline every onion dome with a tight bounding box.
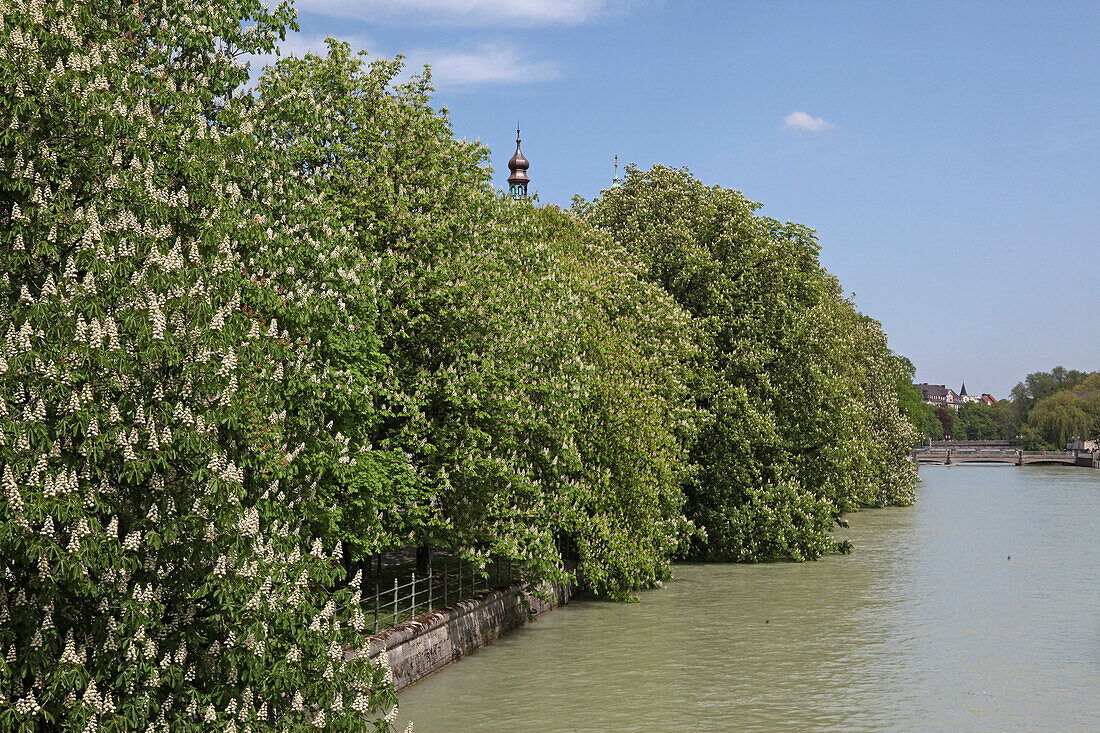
[507,126,529,199]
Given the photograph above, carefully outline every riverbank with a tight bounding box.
[366,576,582,692]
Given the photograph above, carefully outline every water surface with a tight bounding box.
[396,465,1100,731]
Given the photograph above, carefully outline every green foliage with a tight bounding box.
[1006,367,1099,446]
[254,40,435,572]
[908,402,944,442]
[256,44,697,598]
[0,2,396,730]
[1,7,940,726]
[1074,373,1100,392]
[953,402,1011,441]
[1022,390,1100,449]
[575,165,917,563]
[895,360,932,442]
[410,204,698,597]
[1011,366,1094,419]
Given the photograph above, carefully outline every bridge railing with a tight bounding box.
[912,447,1017,454]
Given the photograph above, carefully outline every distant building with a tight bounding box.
[915,382,996,410]
[959,382,981,404]
[916,383,962,410]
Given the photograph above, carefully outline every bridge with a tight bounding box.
[911,447,1099,468]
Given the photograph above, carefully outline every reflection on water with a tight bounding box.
[395,466,1100,732]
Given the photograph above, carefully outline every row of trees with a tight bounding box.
[0,1,919,729]
[573,168,917,560]
[1013,369,1100,448]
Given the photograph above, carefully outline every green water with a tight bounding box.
[395,465,1100,731]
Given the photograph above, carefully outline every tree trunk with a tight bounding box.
[416,544,431,575]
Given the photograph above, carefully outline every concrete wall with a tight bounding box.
[1077,452,1100,468]
[365,577,581,692]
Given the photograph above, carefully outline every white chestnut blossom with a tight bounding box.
[1,0,396,729]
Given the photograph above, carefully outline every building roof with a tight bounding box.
[507,126,529,186]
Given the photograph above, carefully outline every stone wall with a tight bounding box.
[365,577,581,692]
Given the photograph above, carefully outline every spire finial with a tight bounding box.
[611,154,622,188]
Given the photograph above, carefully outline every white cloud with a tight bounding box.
[297,0,608,26]
[417,43,560,88]
[781,110,836,132]
[241,35,556,91]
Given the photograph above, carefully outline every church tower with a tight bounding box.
[507,125,530,200]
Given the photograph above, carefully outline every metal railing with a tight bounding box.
[363,556,520,634]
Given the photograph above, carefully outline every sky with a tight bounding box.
[272,0,1100,398]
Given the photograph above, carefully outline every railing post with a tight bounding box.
[428,566,433,610]
[444,562,449,606]
[373,584,379,634]
[411,572,417,619]
[392,577,398,625]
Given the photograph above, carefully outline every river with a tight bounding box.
[394,465,1100,731]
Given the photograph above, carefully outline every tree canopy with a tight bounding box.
[1,2,395,729]
[3,6,930,728]
[1006,367,1100,448]
[574,165,917,562]
[255,42,699,598]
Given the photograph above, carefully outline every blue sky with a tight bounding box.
[277,0,1100,398]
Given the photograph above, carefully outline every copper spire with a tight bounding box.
[507,124,529,199]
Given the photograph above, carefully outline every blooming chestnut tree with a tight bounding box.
[258,44,700,598]
[399,201,700,597]
[0,0,397,730]
[575,165,918,562]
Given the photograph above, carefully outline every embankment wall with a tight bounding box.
[365,577,581,692]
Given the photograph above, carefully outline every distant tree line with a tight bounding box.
[903,368,1100,449]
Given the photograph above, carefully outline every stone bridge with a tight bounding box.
[911,447,1099,468]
